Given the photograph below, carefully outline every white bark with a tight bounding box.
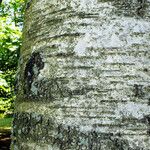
[12,0,150,149]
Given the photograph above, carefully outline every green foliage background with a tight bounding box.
[0,0,24,118]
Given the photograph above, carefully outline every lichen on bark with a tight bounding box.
[12,0,150,149]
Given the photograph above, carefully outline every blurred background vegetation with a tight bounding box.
[0,0,25,120]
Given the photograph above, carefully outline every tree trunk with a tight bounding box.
[12,0,150,149]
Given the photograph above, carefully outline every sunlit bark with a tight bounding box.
[12,0,150,149]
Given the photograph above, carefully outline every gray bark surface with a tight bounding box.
[12,0,150,149]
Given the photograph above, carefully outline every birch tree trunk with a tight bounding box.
[12,0,150,149]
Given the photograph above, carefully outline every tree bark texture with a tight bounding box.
[12,0,150,149]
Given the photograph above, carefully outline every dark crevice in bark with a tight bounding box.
[24,52,44,98]
[26,0,32,10]
[133,84,144,98]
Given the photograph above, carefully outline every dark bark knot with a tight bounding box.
[148,98,150,106]
[141,115,150,136]
[136,0,147,16]
[24,52,44,97]
[133,84,144,98]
